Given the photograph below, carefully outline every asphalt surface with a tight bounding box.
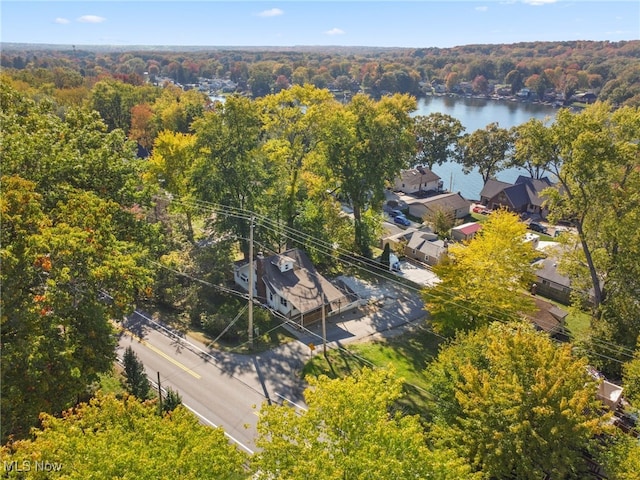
[117,276,427,452]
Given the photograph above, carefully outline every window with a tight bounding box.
[240,273,248,282]
[269,292,273,302]
[280,297,288,307]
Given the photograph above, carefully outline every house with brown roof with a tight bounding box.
[407,192,471,220]
[234,248,357,326]
[479,176,554,218]
[393,166,442,195]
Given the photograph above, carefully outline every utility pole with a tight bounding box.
[321,293,327,357]
[157,371,163,415]
[248,215,255,350]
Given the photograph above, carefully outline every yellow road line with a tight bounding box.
[122,327,201,379]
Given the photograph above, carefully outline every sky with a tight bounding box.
[1,1,638,49]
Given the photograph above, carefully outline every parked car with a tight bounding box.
[394,215,411,226]
[389,209,403,218]
[528,222,548,234]
[472,205,487,214]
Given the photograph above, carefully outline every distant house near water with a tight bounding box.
[479,176,554,218]
[407,192,471,220]
[393,166,443,195]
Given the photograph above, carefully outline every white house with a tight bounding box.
[234,248,357,327]
[393,166,442,194]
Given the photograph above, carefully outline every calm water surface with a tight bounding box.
[213,93,559,200]
[414,95,558,200]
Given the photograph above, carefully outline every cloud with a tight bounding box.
[521,0,557,5]
[258,8,283,17]
[324,27,345,36]
[475,6,489,12]
[77,15,106,23]
[54,17,70,24]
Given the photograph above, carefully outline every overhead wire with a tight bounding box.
[167,195,637,363]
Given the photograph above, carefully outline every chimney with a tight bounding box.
[256,252,267,301]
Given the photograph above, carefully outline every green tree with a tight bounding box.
[191,95,269,259]
[457,122,513,184]
[622,337,640,406]
[596,433,640,480]
[413,112,465,170]
[1,394,247,479]
[162,387,183,414]
[253,367,475,480]
[424,322,609,479]
[423,205,455,239]
[322,93,416,257]
[1,177,153,441]
[537,103,640,374]
[422,210,538,335]
[505,69,524,94]
[123,346,151,400]
[257,85,335,231]
[510,117,557,179]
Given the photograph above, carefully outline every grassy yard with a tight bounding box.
[302,323,447,415]
[563,307,592,343]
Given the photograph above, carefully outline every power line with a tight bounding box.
[167,195,636,363]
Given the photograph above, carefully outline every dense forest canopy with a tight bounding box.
[2,40,639,105]
[2,38,640,477]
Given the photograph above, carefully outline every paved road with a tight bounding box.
[117,277,427,452]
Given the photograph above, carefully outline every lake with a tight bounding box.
[211,92,559,200]
[414,95,558,200]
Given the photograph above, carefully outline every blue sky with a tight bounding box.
[1,1,638,48]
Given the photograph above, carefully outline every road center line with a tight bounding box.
[122,327,202,379]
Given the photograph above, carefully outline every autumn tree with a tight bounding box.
[253,367,475,480]
[145,130,198,242]
[456,122,513,184]
[413,112,465,170]
[322,93,416,257]
[422,210,538,335]
[1,178,153,441]
[129,102,156,149]
[1,394,247,479]
[424,322,609,479]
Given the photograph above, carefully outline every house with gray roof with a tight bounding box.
[393,166,442,195]
[234,248,357,326]
[407,192,471,220]
[404,231,448,266]
[532,256,572,305]
[479,176,554,218]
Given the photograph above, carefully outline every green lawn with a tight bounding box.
[563,308,592,342]
[302,323,446,415]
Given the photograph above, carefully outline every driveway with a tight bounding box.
[396,260,440,286]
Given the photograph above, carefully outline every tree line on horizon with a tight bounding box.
[2,39,640,106]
